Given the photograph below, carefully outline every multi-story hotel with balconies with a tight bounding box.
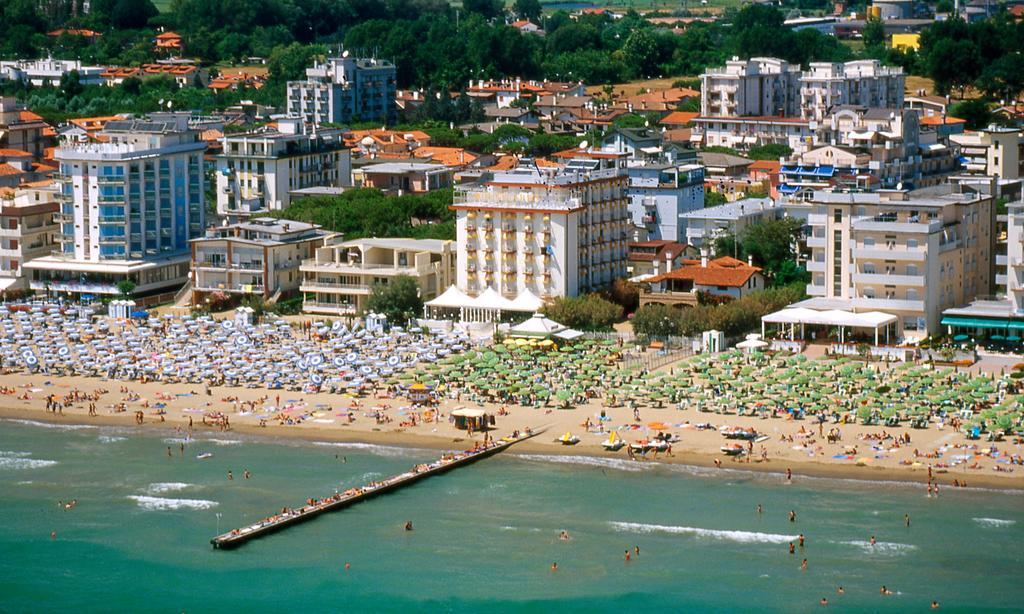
[794,190,994,339]
[452,154,631,299]
[215,118,351,221]
[300,238,455,316]
[0,183,58,294]
[24,113,205,301]
[190,218,334,305]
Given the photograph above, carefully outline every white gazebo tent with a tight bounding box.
[424,286,548,323]
[507,312,569,338]
[424,285,473,319]
[735,333,769,353]
[761,307,898,345]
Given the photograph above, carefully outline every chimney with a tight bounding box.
[665,252,673,272]
[700,247,709,268]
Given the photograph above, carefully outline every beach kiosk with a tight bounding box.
[451,408,492,431]
[407,382,433,404]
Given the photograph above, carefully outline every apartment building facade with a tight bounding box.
[453,154,631,299]
[799,190,994,337]
[680,197,783,248]
[626,162,705,242]
[191,218,332,304]
[286,55,396,125]
[215,118,351,221]
[25,114,205,300]
[300,238,455,316]
[0,184,58,293]
[951,126,1024,181]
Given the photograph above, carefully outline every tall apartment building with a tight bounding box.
[626,162,705,242]
[0,58,105,87]
[286,55,396,126]
[0,184,59,293]
[191,218,333,304]
[25,113,205,300]
[799,61,905,122]
[215,118,351,221]
[453,154,631,299]
[695,58,905,153]
[797,190,994,338]
[300,238,455,316]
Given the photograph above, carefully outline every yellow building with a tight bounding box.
[891,33,920,52]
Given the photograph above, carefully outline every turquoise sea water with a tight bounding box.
[1,419,1023,613]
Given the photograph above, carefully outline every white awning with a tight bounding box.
[508,312,568,337]
[0,278,19,292]
[507,288,544,312]
[452,408,486,418]
[553,328,585,340]
[472,287,516,311]
[762,307,897,329]
[425,285,471,308]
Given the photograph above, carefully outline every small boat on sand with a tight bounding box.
[630,439,669,453]
[721,443,744,456]
[721,427,758,440]
[557,432,580,446]
[602,432,625,451]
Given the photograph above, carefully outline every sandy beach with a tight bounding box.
[4,367,1022,490]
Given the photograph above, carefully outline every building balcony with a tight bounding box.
[194,282,265,294]
[851,247,927,261]
[299,280,370,294]
[852,272,925,287]
[806,236,826,248]
[806,284,826,296]
[996,254,1008,268]
[97,175,125,185]
[302,300,357,315]
[806,260,825,273]
[851,297,925,312]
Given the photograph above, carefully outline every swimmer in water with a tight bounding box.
[799,534,805,548]
[344,563,350,571]
[404,521,413,531]
[551,562,558,572]
[227,470,233,480]
[881,586,893,595]
[789,542,795,554]
[244,470,251,480]
[558,530,570,541]
[905,514,911,527]
[789,510,797,522]
[837,587,844,595]
[624,550,631,562]
[870,535,876,545]
[634,545,640,557]
[820,598,828,606]
[931,600,940,609]
[757,504,763,515]
[801,558,808,571]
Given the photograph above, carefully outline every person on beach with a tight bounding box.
[786,468,792,482]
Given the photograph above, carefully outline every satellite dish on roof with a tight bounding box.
[342,50,350,58]
[579,140,589,150]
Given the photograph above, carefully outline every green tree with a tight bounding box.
[949,99,993,131]
[976,54,1024,103]
[631,303,685,338]
[862,18,885,50]
[705,191,727,208]
[514,0,542,22]
[739,217,803,281]
[462,0,503,20]
[747,143,792,161]
[365,275,423,326]
[541,294,622,331]
[621,28,658,78]
[926,38,981,97]
[116,279,136,297]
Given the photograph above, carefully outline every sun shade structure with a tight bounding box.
[762,308,898,344]
[507,312,569,338]
[424,286,549,321]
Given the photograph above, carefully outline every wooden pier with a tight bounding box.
[210,429,541,549]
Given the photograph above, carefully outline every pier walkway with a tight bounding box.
[211,429,540,549]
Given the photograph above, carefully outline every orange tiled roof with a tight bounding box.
[18,110,44,123]
[155,31,182,40]
[48,28,101,38]
[919,115,966,126]
[748,160,782,173]
[648,256,762,287]
[0,149,32,157]
[69,116,123,131]
[32,162,57,172]
[628,240,689,262]
[0,163,24,177]
[102,67,141,78]
[660,111,699,126]
[486,156,560,171]
[142,64,197,76]
[412,146,478,167]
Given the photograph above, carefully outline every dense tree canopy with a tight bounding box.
[366,275,424,326]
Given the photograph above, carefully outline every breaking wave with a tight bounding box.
[127,495,217,511]
[610,521,797,544]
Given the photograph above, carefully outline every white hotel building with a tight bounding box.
[453,153,631,299]
[25,114,205,301]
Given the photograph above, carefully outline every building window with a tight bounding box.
[832,229,842,296]
[834,209,842,223]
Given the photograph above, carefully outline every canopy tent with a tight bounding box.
[735,333,769,353]
[553,328,585,341]
[941,315,1024,331]
[451,407,491,431]
[762,307,899,344]
[424,286,550,322]
[507,312,568,338]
